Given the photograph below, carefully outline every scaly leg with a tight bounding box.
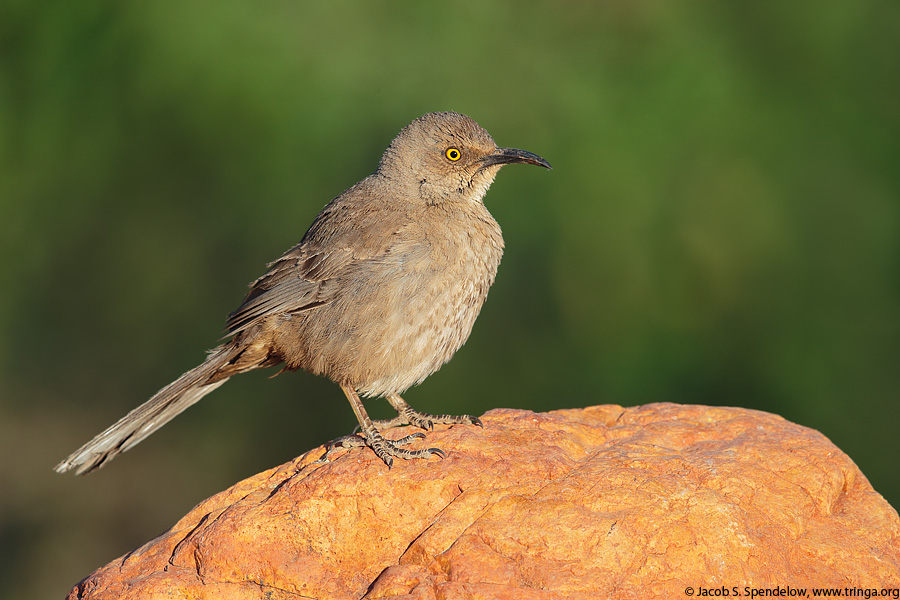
[371,392,483,431]
[332,383,445,468]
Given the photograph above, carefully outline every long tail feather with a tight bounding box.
[55,344,242,475]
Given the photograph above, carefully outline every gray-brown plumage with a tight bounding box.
[55,111,551,474]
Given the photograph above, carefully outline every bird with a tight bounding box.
[55,111,551,474]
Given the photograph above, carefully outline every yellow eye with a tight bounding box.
[445,147,461,161]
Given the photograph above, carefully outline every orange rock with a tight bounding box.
[66,404,900,599]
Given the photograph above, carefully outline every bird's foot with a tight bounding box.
[373,406,483,431]
[325,429,444,469]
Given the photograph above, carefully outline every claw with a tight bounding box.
[338,386,463,467]
[362,428,447,468]
[390,432,426,446]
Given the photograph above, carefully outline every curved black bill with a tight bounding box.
[482,147,552,170]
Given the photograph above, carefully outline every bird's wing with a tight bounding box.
[225,194,409,335]
[224,246,347,335]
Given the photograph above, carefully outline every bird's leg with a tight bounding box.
[371,392,483,431]
[334,383,444,468]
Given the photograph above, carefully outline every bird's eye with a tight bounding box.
[445,147,461,162]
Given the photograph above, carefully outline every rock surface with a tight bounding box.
[67,404,900,599]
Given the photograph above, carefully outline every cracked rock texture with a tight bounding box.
[67,404,900,599]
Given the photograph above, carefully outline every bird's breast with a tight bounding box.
[352,205,504,396]
[354,205,503,395]
[277,203,505,397]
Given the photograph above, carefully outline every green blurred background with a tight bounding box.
[2,0,898,596]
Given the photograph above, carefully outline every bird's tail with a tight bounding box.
[55,342,248,475]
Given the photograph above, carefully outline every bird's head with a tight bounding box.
[378,111,551,205]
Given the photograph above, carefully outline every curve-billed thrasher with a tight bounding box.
[55,111,551,474]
